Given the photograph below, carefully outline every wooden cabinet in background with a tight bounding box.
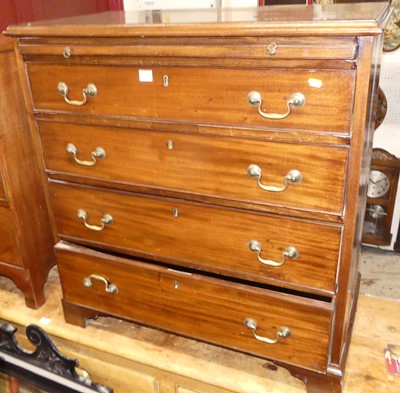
[0,36,55,308]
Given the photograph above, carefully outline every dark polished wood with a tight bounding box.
[18,35,357,60]
[28,64,355,134]
[49,180,341,295]
[0,36,55,308]
[0,176,7,200]
[40,121,348,216]
[362,148,400,246]
[275,362,342,393]
[5,3,390,37]
[0,207,22,267]
[6,3,391,392]
[56,241,332,372]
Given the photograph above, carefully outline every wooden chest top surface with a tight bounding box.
[0,36,12,52]
[5,2,390,38]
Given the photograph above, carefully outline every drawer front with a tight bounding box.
[0,207,22,266]
[40,122,348,216]
[29,65,355,134]
[50,182,341,294]
[56,241,332,371]
[19,36,357,60]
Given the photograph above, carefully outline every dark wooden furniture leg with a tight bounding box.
[276,363,342,393]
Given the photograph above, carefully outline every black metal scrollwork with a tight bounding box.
[0,322,113,393]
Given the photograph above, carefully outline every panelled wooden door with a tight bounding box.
[0,0,124,32]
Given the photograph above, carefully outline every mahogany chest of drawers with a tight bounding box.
[0,36,54,308]
[6,2,391,392]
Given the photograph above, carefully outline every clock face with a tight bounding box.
[367,170,390,198]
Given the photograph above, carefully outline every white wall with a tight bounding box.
[123,0,258,10]
[124,0,216,10]
[222,0,258,6]
[372,50,400,250]
[123,0,259,23]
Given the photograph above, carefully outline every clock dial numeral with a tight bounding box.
[367,170,390,198]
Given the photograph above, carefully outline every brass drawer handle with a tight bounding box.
[247,164,302,192]
[77,209,113,231]
[57,81,97,106]
[247,91,305,120]
[66,143,106,166]
[83,274,118,294]
[248,240,299,267]
[244,318,291,344]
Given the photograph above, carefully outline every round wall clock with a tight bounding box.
[367,170,390,198]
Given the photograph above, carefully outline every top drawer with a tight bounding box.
[27,64,355,134]
[19,36,357,60]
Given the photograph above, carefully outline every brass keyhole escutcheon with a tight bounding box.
[167,140,174,150]
[163,75,169,87]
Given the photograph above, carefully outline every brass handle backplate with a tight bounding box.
[248,240,299,267]
[247,164,302,192]
[83,274,118,294]
[77,209,113,231]
[247,91,305,120]
[63,47,72,59]
[66,143,106,166]
[244,318,291,344]
[57,81,97,106]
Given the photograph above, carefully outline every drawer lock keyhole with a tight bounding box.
[172,208,179,218]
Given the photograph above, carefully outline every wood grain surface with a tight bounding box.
[28,65,355,134]
[0,39,55,308]
[40,121,348,216]
[0,207,22,267]
[0,175,7,200]
[4,2,391,390]
[5,2,390,38]
[56,241,332,372]
[18,36,357,60]
[49,181,341,295]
